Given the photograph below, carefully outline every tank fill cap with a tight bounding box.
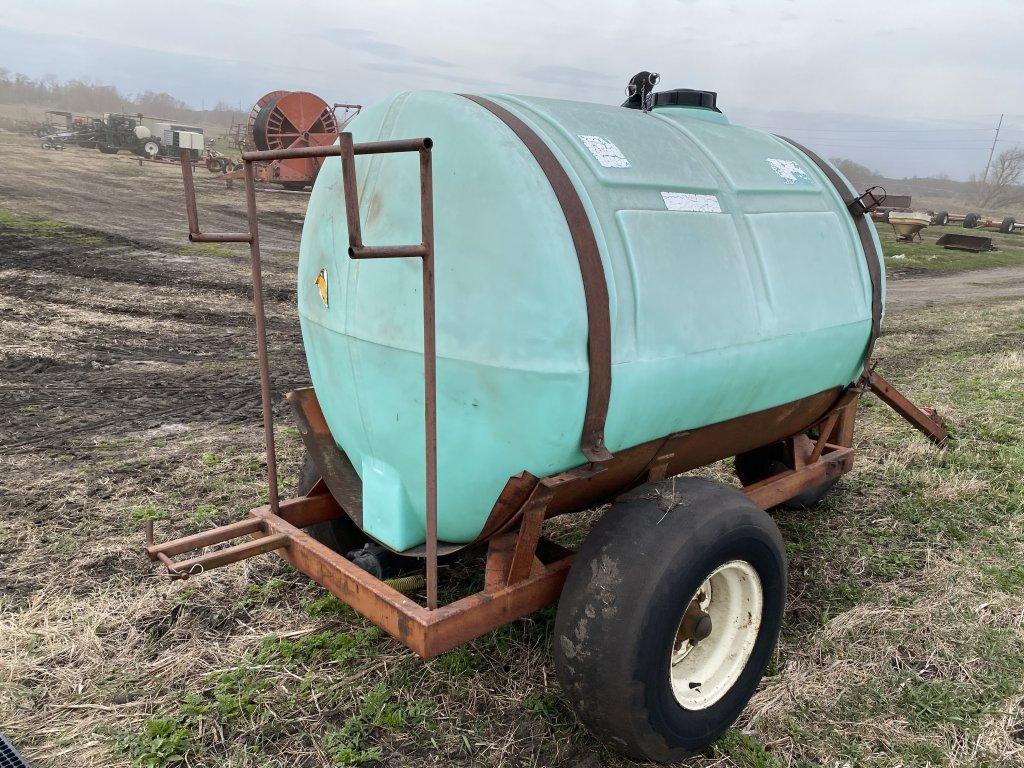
[651,89,720,112]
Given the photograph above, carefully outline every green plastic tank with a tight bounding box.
[297,89,884,551]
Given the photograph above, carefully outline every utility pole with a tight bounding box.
[981,113,1004,185]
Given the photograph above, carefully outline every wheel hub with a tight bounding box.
[669,560,764,710]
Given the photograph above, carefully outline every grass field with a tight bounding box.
[2,182,1024,768]
[2,205,1022,766]
[876,220,1024,274]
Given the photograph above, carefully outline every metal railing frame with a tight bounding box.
[178,135,440,608]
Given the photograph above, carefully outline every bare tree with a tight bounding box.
[972,147,1024,209]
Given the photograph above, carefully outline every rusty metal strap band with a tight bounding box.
[776,136,883,363]
[459,94,613,461]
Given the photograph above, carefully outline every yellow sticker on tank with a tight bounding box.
[315,268,329,307]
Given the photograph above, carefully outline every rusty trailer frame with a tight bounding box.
[147,137,948,659]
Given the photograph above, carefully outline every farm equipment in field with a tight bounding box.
[869,193,912,222]
[87,113,206,161]
[222,91,359,190]
[958,212,1018,234]
[145,77,949,763]
[935,232,997,252]
[888,211,931,242]
[201,145,239,173]
[40,110,73,135]
[39,133,66,150]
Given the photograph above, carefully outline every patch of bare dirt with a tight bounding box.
[887,266,1024,310]
[0,131,307,252]
[0,220,306,458]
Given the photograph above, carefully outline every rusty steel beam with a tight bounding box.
[146,420,858,655]
[419,143,439,610]
[329,134,440,609]
[178,133,439,607]
[242,137,432,163]
[145,517,264,560]
[253,508,573,658]
[349,244,430,260]
[505,483,553,585]
[179,151,250,243]
[829,391,860,448]
[242,161,281,516]
[338,133,362,247]
[190,232,251,243]
[865,371,949,447]
[484,534,517,593]
[170,533,290,578]
[809,411,841,464]
[417,555,572,658]
[256,492,343,530]
[742,446,853,510]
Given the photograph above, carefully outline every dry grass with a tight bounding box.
[2,283,1023,766]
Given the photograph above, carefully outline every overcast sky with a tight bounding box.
[2,0,1023,179]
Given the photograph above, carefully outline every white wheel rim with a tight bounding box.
[669,559,763,710]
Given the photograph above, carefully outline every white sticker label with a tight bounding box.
[661,191,722,213]
[578,135,630,168]
[766,158,811,184]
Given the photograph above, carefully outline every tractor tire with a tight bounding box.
[143,140,161,157]
[41,141,52,150]
[734,441,838,510]
[554,477,786,763]
[98,145,118,154]
[297,454,367,556]
[932,211,949,226]
[1000,217,1016,234]
[963,212,980,229]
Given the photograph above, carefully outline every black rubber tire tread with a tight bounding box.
[1000,217,1016,234]
[297,454,366,555]
[964,212,980,229]
[734,441,838,510]
[554,477,786,763]
[933,211,949,226]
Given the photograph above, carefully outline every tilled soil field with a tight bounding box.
[0,132,307,251]
[2,129,1024,768]
[0,226,305,458]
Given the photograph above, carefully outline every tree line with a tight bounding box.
[831,156,1023,211]
[0,69,242,126]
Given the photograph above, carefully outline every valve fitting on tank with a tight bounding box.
[622,71,661,112]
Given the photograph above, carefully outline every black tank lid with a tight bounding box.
[651,88,720,112]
